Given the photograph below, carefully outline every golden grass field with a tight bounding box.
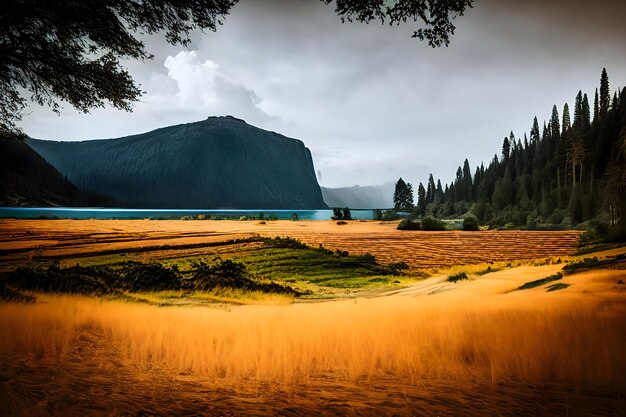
[0,220,625,416]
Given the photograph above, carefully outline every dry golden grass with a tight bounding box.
[2,268,625,388]
[1,295,622,387]
[1,220,624,415]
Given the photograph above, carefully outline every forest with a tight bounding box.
[395,69,625,235]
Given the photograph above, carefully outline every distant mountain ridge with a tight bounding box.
[321,183,394,209]
[27,116,327,209]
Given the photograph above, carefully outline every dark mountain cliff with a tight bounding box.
[0,135,109,207]
[27,116,327,209]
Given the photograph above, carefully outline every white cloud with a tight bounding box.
[146,51,277,126]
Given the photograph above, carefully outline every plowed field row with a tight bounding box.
[0,220,582,270]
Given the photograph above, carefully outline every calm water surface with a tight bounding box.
[0,207,380,220]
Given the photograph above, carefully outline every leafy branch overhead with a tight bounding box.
[325,0,473,47]
[0,0,473,135]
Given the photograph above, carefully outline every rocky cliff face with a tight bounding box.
[0,135,109,207]
[27,116,327,209]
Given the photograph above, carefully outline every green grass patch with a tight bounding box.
[517,272,563,290]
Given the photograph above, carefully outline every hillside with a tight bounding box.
[321,183,394,209]
[27,116,327,209]
[0,135,110,207]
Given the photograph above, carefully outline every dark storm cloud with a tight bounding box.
[21,0,626,187]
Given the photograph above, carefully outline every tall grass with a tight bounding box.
[1,294,624,389]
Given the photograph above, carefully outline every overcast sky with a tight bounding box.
[20,0,626,188]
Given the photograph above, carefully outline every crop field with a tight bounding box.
[0,219,582,271]
[1,219,624,416]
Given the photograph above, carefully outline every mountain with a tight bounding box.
[27,116,327,209]
[0,135,109,207]
[321,183,395,209]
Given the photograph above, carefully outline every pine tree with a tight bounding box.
[455,166,463,201]
[502,137,510,162]
[393,178,414,212]
[463,159,473,201]
[582,93,591,129]
[574,91,583,129]
[416,183,427,215]
[530,117,540,143]
[426,174,436,204]
[593,88,599,122]
[550,105,560,139]
[435,180,444,204]
[562,103,571,133]
[600,68,610,116]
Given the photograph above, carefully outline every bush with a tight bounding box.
[262,236,309,249]
[397,218,421,230]
[517,272,562,290]
[117,262,181,292]
[447,272,468,283]
[188,259,298,295]
[462,215,480,231]
[421,216,446,231]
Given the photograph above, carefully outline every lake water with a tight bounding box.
[0,207,381,221]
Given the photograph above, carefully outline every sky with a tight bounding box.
[20,0,626,188]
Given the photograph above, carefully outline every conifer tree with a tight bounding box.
[435,180,444,204]
[393,178,414,212]
[600,68,610,116]
[463,159,472,201]
[550,105,560,139]
[530,117,540,143]
[455,167,463,201]
[416,183,427,215]
[426,174,436,204]
[502,137,510,162]
[562,103,571,133]
[582,93,591,129]
[574,91,583,129]
[593,88,599,122]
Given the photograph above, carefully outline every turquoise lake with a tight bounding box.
[0,207,381,220]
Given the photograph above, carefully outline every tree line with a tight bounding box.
[394,68,625,232]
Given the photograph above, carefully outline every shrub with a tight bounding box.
[447,272,468,283]
[397,218,420,230]
[188,259,298,295]
[517,272,562,290]
[117,262,181,292]
[262,236,309,249]
[421,216,446,231]
[387,262,409,272]
[462,215,480,231]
